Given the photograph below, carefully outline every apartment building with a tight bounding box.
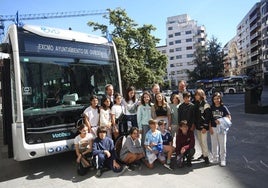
[157,14,206,86]
[235,0,268,84]
[222,36,241,76]
[261,0,268,84]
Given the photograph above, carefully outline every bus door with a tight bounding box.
[1,58,13,158]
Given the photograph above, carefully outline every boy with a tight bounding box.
[92,126,123,177]
[158,120,174,169]
[175,120,195,167]
[178,91,194,130]
[144,119,163,169]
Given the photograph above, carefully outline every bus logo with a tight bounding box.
[51,132,71,139]
[22,87,32,95]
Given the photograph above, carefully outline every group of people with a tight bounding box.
[74,81,232,177]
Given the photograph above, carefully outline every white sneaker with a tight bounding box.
[220,161,226,167]
[163,163,172,170]
[210,159,219,164]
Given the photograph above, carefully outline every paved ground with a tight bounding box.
[0,87,267,188]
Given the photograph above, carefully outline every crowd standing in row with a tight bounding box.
[74,81,232,177]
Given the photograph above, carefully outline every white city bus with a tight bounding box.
[196,76,248,95]
[0,24,122,161]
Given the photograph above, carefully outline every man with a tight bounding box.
[151,83,161,103]
[172,80,187,104]
[105,84,114,108]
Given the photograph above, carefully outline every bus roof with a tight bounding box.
[18,24,109,44]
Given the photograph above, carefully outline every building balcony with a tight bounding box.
[249,13,260,24]
[250,40,260,49]
[250,22,261,32]
[250,31,261,40]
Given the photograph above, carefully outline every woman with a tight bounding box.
[151,92,171,130]
[119,127,145,166]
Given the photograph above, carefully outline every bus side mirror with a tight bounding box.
[0,43,10,53]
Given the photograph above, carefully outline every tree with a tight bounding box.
[188,36,223,81]
[206,36,224,78]
[87,8,168,90]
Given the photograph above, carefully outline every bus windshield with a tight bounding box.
[21,56,119,111]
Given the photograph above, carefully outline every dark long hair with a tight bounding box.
[124,86,136,102]
[211,92,224,106]
[140,91,152,106]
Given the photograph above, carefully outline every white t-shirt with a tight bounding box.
[74,133,94,151]
[100,108,111,127]
[111,104,124,119]
[83,106,99,127]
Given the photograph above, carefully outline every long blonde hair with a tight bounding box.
[154,92,167,109]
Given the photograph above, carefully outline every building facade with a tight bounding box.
[261,0,268,84]
[234,0,268,84]
[157,14,206,87]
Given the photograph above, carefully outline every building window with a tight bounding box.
[186,54,194,58]
[176,62,183,66]
[175,32,181,36]
[169,41,174,45]
[162,50,166,53]
[187,61,195,65]
[175,40,181,44]
[176,55,182,59]
[186,38,192,42]
[170,56,174,60]
[186,46,193,50]
[169,49,174,53]
[176,47,182,51]
[185,30,192,34]
[168,34,173,38]
[170,63,175,67]
[168,27,173,30]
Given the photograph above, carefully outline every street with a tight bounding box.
[0,90,268,188]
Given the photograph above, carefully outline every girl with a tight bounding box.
[111,93,125,140]
[137,91,153,147]
[119,127,145,166]
[122,86,139,131]
[151,92,171,130]
[74,123,94,174]
[99,96,112,138]
[169,94,180,137]
[193,89,211,164]
[83,95,100,137]
[210,92,231,167]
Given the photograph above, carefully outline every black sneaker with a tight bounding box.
[186,160,192,167]
[95,169,102,177]
[197,154,204,160]
[204,157,210,164]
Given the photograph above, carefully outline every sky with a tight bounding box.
[0,0,258,46]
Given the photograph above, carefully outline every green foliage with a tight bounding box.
[88,8,168,90]
[188,36,223,82]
